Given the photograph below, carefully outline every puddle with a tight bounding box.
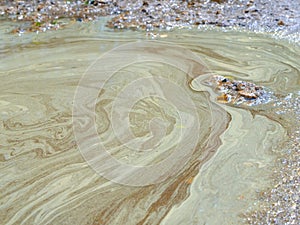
[0,22,299,225]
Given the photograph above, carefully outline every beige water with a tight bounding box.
[0,20,299,225]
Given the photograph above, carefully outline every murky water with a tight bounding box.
[1,21,299,225]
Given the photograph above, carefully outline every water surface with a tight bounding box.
[0,21,299,224]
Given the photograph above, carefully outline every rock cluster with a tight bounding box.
[205,75,275,106]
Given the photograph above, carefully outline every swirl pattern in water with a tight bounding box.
[72,41,228,186]
[0,24,299,225]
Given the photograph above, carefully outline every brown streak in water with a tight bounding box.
[90,103,230,225]
[0,37,236,225]
[137,162,203,225]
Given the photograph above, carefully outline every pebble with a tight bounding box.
[1,1,299,224]
[204,75,275,106]
[0,0,299,34]
[245,94,300,224]
[206,74,300,224]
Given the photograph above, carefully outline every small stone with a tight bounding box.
[217,93,230,103]
[238,90,258,99]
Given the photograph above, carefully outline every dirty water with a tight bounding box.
[0,21,299,225]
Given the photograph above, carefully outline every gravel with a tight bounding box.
[0,0,299,36]
[1,1,299,224]
[245,94,300,224]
